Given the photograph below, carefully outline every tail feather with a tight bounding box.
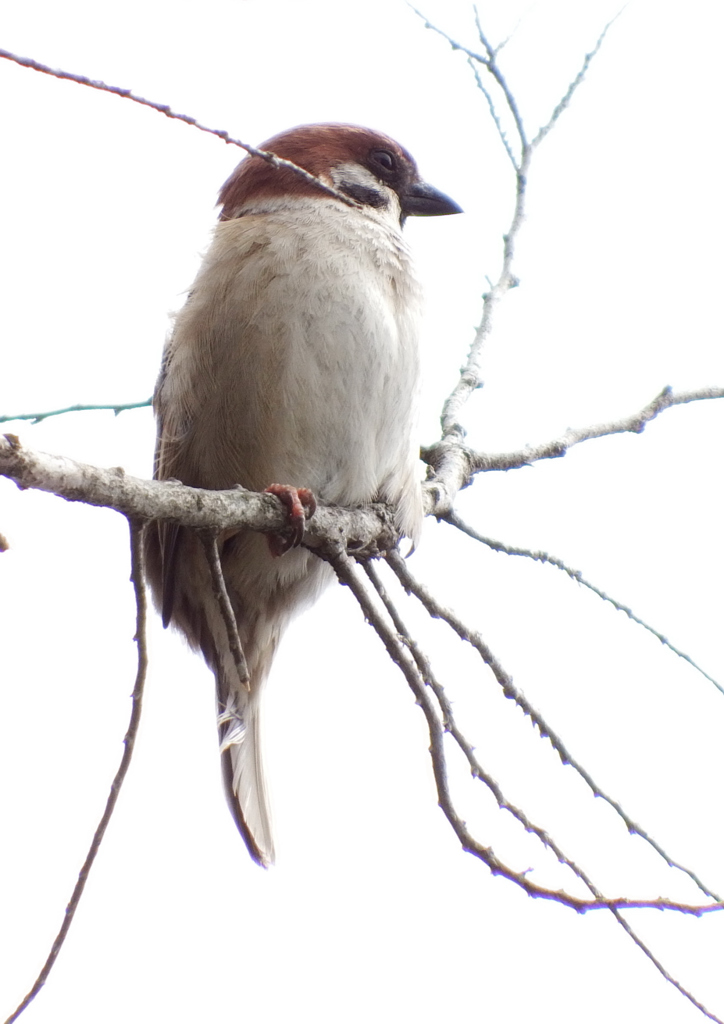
[217,670,275,868]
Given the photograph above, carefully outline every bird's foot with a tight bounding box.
[264,484,317,556]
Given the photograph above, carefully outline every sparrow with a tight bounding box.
[145,123,461,866]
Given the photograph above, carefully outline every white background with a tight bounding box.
[1,1,723,1021]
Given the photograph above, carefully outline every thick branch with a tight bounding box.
[0,434,398,558]
[3,382,722,552]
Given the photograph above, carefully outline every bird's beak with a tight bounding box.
[401,180,463,217]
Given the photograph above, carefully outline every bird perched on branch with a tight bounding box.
[145,123,461,866]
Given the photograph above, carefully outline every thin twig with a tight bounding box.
[0,49,360,210]
[476,2,529,57]
[445,513,724,696]
[422,386,724,516]
[467,56,519,170]
[406,4,488,63]
[469,10,528,148]
[610,910,724,1024]
[408,6,528,146]
[363,561,600,891]
[433,23,534,443]
[0,400,152,425]
[531,7,629,149]
[199,530,250,691]
[3,518,149,1024]
[385,550,722,904]
[465,386,724,468]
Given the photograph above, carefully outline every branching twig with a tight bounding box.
[3,518,148,1024]
[406,4,488,64]
[467,56,519,170]
[445,512,724,696]
[413,4,648,520]
[469,10,528,148]
[385,549,722,904]
[473,3,526,58]
[332,550,722,913]
[506,385,724,454]
[3,383,722,562]
[422,386,724,514]
[363,562,600,891]
[364,559,724,1024]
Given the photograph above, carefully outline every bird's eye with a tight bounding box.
[370,149,396,173]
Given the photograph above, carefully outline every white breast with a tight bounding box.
[157,196,424,543]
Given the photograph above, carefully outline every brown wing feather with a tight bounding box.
[147,346,188,629]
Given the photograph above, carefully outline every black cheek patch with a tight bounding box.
[338,182,389,209]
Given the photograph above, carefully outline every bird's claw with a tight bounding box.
[264,484,317,556]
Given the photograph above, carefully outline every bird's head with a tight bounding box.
[218,123,462,224]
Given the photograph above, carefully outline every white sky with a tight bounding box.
[1,1,723,1022]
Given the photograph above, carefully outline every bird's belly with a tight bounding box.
[186,292,419,510]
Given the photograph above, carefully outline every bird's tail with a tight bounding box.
[217,684,274,867]
[215,634,277,867]
[204,537,325,867]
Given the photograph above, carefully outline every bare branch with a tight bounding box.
[476,3,528,57]
[366,558,724,1024]
[0,49,360,210]
[408,5,528,146]
[3,382,722,569]
[467,56,519,170]
[445,513,724,696]
[406,4,488,63]
[423,386,724,515]
[468,385,724,467]
[332,550,723,916]
[611,910,724,1024]
[469,9,528,148]
[436,156,527,444]
[385,550,722,904]
[414,4,627,500]
[3,518,148,1024]
[0,400,152,425]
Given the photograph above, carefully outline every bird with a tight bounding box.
[144,123,461,867]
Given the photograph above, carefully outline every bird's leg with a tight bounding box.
[264,484,317,556]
